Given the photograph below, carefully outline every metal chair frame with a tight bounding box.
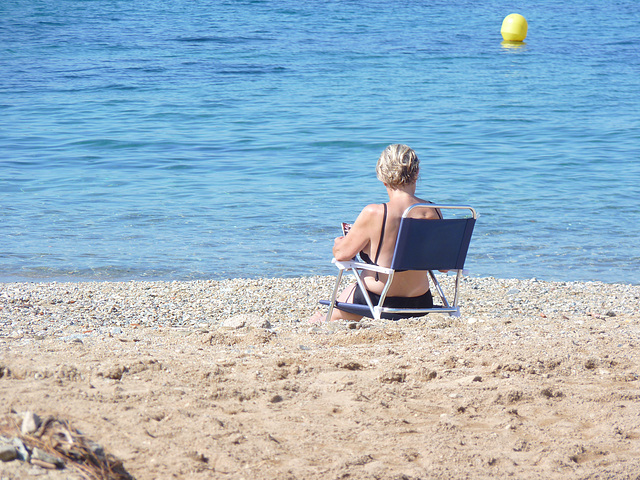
[321,204,477,321]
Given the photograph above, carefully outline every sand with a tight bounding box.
[1,275,640,479]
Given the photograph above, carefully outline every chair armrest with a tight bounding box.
[332,258,394,275]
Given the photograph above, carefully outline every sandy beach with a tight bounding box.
[1,275,640,479]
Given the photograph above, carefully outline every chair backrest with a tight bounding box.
[390,205,476,271]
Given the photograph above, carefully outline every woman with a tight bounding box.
[317,144,441,322]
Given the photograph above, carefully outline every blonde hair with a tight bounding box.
[376,144,420,188]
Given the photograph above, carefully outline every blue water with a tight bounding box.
[1,0,639,284]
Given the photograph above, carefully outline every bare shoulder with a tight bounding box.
[411,198,441,219]
[364,202,385,215]
[357,203,385,223]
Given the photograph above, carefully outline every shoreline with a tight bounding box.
[2,275,638,334]
[2,275,640,479]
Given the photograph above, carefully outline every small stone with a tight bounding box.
[270,394,283,403]
[21,411,41,435]
[0,444,17,462]
[472,375,483,382]
[32,447,64,468]
[12,438,29,462]
[221,315,246,329]
[421,369,437,381]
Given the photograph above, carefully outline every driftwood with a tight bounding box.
[0,413,134,480]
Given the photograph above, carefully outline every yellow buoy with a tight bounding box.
[501,13,528,42]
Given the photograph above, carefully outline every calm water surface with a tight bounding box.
[1,0,639,284]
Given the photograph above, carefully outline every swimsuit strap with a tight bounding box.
[372,203,387,281]
[426,200,443,219]
[373,203,387,264]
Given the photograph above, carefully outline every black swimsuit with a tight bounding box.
[353,287,434,309]
[353,202,440,310]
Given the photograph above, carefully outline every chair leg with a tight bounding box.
[453,270,462,307]
[325,269,344,322]
[429,270,450,308]
[447,270,463,317]
[429,270,462,317]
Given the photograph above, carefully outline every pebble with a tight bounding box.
[32,447,65,468]
[12,438,29,462]
[21,411,41,435]
[0,444,17,462]
[0,276,638,339]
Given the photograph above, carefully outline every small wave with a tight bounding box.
[217,64,286,75]
[173,35,274,44]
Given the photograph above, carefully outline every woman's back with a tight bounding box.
[359,192,440,297]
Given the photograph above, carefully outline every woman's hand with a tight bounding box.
[332,235,352,261]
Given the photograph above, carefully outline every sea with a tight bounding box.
[1,0,639,285]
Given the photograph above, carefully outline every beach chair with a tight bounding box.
[320,204,477,321]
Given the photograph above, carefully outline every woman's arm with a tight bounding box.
[332,204,379,261]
